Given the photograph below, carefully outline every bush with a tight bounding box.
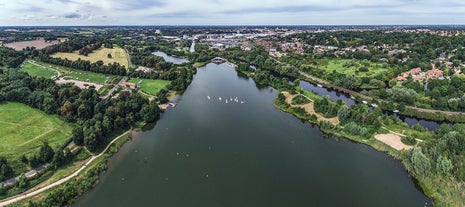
[291,95,311,105]
[401,136,417,145]
[359,67,369,72]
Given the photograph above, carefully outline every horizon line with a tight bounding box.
[2,24,465,28]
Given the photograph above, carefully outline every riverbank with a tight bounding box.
[298,71,465,123]
[0,130,133,206]
[274,90,464,206]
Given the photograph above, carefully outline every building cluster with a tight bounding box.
[396,67,445,82]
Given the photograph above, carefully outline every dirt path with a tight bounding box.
[56,78,103,91]
[28,61,61,77]
[375,133,413,151]
[282,92,339,125]
[0,130,132,207]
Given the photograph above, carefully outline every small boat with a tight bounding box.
[371,104,378,108]
[230,98,232,101]
[317,84,323,88]
[219,97,222,101]
[207,96,210,100]
[362,101,368,105]
[240,101,245,104]
[393,110,399,113]
[226,100,228,104]
[350,96,355,100]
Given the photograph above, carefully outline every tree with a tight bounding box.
[0,157,13,180]
[53,149,66,167]
[60,101,74,120]
[39,141,55,163]
[436,155,453,177]
[140,102,160,123]
[337,75,357,89]
[387,86,419,105]
[337,105,351,122]
[410,147,431,176]
[72,126,84,145]
[107,53,112,58]
[17,173,28,188]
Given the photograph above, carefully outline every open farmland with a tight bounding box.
[51,45,130,68]
[0,102,73,171]
[127,78,171,95]
[4,38,59,51]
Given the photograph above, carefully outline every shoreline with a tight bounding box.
[0,130,133,206]
[273,91,434,203]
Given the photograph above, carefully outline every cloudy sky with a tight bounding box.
[0,0,464,26]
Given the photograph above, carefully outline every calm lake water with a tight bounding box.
[153,51,189,64]
[77,63,431,207]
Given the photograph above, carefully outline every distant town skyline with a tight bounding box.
[1,0,464,26]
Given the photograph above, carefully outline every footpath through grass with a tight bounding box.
[33,60,119,84]
[0,102,73,171]
[18,62,57,79]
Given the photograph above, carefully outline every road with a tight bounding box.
[101,76,126,99]
[0,130,132,207]
[298,71,465,116]
[124,48,134,69]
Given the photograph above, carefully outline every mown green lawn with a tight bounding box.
[19,62,57,79]
[127,78,171,96]
[318,59,389,77]
[0,102,73,166]
[33,60,118,84]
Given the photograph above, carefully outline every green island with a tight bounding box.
[0,26,464,206]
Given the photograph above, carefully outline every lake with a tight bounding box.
[152,51,189,65]
[76,63,431,207]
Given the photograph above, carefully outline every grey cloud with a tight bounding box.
[116,0,166,10]
[64,13,81,19]
[147,11,204,18]
[220,4,397,15]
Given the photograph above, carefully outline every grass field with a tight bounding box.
[316,59,390,77]
[61,70,113,84]
[33,60,118,84]
[0,102,73,172]
[127,78,171,95]
[51,45,129,68]
[19,62,57,79]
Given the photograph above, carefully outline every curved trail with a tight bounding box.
[0,130,132,207]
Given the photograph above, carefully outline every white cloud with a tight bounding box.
[0,0,464,25]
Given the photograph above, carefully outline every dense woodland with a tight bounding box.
[0,47,26,68]
[0,70,160,180]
